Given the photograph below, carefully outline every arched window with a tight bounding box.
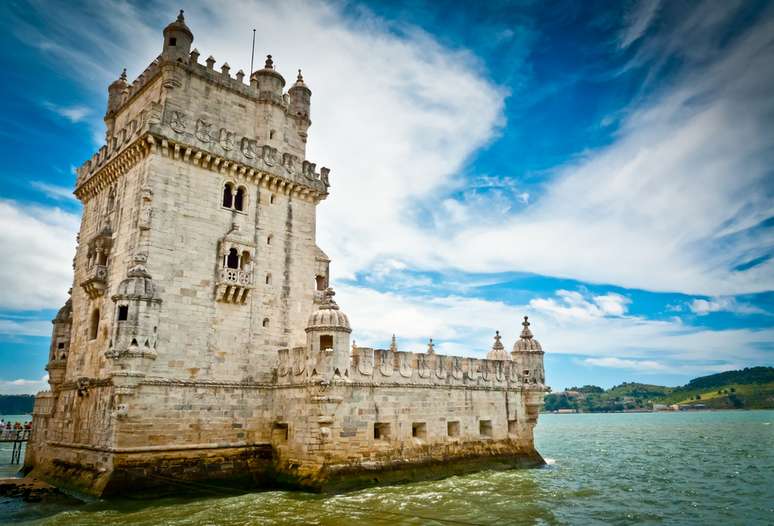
[262,318,269,328]
[89,309,100,340]
[265,273,271,285]
[222,183,234,208]
[226,248,239,269]
[234,187,246,211]
[267,234,273,245]
[270,194,276,204]
[315,275,326,291]
[117,305,129,321]
[241,251,251,270]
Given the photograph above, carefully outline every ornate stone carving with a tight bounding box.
[262,145,277,167]
[138,186,153,230]
[168,110,186,133]
[219,128,235,151]
[195,119,212,142]
[240,137,257,159]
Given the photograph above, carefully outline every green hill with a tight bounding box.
[0,394,35,415]
[545,367,774,412]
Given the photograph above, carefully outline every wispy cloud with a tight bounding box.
[41,101,90,123]
[0,319,51,337]
[0,199,78,310]
[0,375,48,395]
[31,181,76,201]
[619,0,662,48]
[688,297,766,316]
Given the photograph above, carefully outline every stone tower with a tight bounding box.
[25,12,547,496]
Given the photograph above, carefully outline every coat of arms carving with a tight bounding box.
[195,119,212,143]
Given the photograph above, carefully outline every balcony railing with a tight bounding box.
[216,267,253,304]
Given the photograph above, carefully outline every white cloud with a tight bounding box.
[619,0,662,48]
[689,297,765,316]
[584,357,666,371]
[0,375,49,395]
[0,319,51,337]
[529,290,630,320]
[0,200,78,310]
[42,102,90,123]
[31,181,77,202]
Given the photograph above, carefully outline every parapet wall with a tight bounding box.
[277,346,546,388]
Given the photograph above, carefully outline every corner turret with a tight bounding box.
[106,255,162,395]
[162,9,193,62]
[289,69,311,122]
[251,55,286,104]
[305,287,351,379]
[511,316,545,385]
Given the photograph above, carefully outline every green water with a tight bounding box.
[6,410,774,525]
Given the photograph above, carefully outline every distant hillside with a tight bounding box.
[0,394,35,415]
[545,367,774,412]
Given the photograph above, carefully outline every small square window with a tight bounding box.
[320,335,333,350]
[374,422,390,440]
[117,305,129,321]
[412,422,427,440]
[169,37,177,46]
[479,419,493,438]
[447,421,460,437]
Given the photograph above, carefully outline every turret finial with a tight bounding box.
[492,330,504,350]
[177,9,185,22]
[120,68,127,81]
[265,54,274,69]
[297,69,304,82]
[390,334,398,352]
[427,338,435,355]
[520,316,533,339]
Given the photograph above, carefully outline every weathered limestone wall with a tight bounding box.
[143,152,319,382]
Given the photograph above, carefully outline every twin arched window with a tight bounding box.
[222,183,246,212]
[224,248,253,271]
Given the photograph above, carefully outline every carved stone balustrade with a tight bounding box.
[81,264,109,299]
[216,268,253,304]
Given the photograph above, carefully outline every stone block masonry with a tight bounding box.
[24,10,547,496]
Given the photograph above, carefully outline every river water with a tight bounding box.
[3,410,773,525]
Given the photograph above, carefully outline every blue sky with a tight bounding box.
[0,0,772,393]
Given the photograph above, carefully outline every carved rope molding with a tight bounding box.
[148,134,327,202]
[75,132,328,204]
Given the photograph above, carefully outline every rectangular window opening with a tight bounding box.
[117,305,129,321]
[412,422,427,440]
[320,334,333,350]
[447,421,460,438]
[479,419,493,438]
[508,419,518,435]
[272,422,289,443]
[374,422,391,441]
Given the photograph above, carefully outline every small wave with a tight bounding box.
[545,458,557,465]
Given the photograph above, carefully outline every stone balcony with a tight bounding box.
[215,268,253,304]
[81,264,108,299]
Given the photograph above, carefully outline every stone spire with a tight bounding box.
[389,334,398,352]
[264,54,274,69]
[427,338,435,355]
[486,330,510,361]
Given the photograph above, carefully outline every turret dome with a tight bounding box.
[163,9,193,41]
[513,316,542,352]
[113,262,160,301]
[486,331,510,360]
[306,288,351,333]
